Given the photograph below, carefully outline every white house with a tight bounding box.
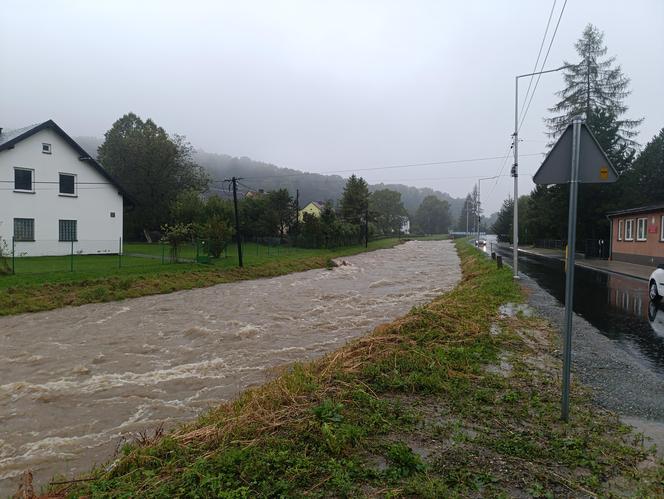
[0,120,129,256]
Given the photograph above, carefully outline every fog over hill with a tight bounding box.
[76,136,466,218]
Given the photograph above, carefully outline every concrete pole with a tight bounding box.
[512,76,519,278]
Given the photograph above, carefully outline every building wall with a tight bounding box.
[611,210,664,266]
[0,128,124,256]
[298,202,322,222]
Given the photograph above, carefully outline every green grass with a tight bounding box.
[0,238,402,316]
[50,241,664,498]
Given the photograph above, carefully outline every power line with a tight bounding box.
[518,0,569,132]
[518,0,557,127]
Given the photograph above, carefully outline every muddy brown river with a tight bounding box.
[0,240,459,494]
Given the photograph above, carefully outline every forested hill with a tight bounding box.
[76,136,464,217]
[196,150,465,216]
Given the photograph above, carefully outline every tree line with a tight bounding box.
[492,24,663,248]
[94,115,454,252]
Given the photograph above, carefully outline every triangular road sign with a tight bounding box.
[533,123,618,185]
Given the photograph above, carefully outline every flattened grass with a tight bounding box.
[52,241,664,497]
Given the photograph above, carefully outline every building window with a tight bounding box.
[625,219,634,241]
[42,143,52,154]
[59,220,77,242]
[59,173,76,195]
[14,218,35,241]
[661,216,664,242]
[637,218,648,241]
[617,220,623,241]
[14,168,34,192]
[110,212,116,218]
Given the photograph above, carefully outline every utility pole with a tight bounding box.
[465,198,469,237]
[227,176,243,268]
[364,203,369,248]
[295,188,300,244]
[476,181,481,245]
[513,65,571,279]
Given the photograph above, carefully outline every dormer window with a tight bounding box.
[14,168,34,192]
[42,143,52,154]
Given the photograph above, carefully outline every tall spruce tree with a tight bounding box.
[546,24,642,146]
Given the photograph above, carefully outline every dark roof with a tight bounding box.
[0,120,133,204]
[606,204,664,217]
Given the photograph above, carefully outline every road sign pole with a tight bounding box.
[561,117,582,422]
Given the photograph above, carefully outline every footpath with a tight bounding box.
[493,243,653,281]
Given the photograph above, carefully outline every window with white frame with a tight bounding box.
[14,218,35,241]
[42,143,52,154]
[14,168,34,192]
[661,216,664,242]
[618,220,623,241]
[59,173,76,195]
[637,218,648,241]
[625,219,634,241]
[59,220,77,242]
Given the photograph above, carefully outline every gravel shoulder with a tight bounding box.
[520,273,664,453]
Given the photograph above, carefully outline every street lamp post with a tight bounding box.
[512,65,570,278]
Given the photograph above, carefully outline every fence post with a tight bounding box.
[119,237,122,268]
[70,240,74,272]
[12,237,15,274]
[161,242,165,264]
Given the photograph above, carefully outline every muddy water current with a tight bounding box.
[0,240,459,494]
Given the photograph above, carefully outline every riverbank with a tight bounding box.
[0,238,401,316]
[43,241,664,498]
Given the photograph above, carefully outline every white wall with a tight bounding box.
[0,128,123,256]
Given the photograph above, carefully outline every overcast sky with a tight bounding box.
[2,0,663,212]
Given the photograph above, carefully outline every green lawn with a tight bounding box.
[0,238,402,315]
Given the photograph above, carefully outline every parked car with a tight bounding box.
[648,264,664,301]
[648,301,664,336]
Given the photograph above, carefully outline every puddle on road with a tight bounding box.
[0,240,460,494]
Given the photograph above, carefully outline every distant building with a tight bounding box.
[400,217,410,235]
[607,204,664,266]
[0,120,130,256]
[298,201,324,222]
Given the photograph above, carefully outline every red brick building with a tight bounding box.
[607,204,664,266]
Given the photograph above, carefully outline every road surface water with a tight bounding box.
[488,240,664,377]
[0,240,460,494]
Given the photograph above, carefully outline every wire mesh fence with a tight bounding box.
[1,235,395,276]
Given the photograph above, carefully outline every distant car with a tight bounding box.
[648,264,664,301]
[477,239,487,247]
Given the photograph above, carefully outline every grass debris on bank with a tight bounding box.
[0,238,400,316]
[52,241,664,497]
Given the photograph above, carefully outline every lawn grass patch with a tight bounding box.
[49,240,664,498]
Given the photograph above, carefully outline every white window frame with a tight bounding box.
[660,215,664,242]
[58,172,77,196]
[42,142,52,154]
[637,218,648,241]
[625,219,634,241]
[617,220,623,241]
[13,167,35,193]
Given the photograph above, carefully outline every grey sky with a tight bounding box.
[2,0,663,213]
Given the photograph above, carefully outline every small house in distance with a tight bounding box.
[298,201,324,222]
[607,204,664,266]
[0,120,129,256]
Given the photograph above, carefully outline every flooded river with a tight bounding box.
[0,240,460,494]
